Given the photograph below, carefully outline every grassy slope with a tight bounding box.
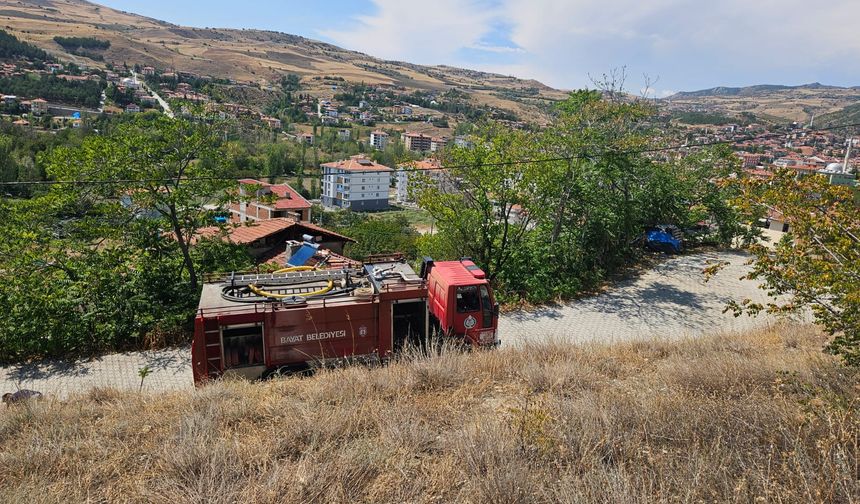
[1,324,858,502]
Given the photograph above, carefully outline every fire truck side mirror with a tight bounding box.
[420,257,434,279]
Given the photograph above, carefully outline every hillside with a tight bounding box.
[0,0,567,122]
[1,324,858,502]
[663,82,860,124]
[819,102,860,128]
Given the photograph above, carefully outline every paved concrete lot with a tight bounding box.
[0,250,793,398]
[1,347,192,399]
[501,250,791,346]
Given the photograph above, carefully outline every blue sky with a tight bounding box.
[98,0,860,95]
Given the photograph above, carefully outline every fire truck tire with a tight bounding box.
[262,364,311,380]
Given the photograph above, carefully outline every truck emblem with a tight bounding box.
[359,325,368,337]
[464,316,477,329]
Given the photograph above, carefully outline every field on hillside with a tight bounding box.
[663,87,860,124]
[1,324,857,503]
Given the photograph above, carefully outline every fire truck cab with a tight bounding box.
[422,258,499,346]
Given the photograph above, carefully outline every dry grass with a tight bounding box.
[1,324,858,503]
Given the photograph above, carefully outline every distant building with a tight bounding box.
[403,132,433,152]
[430,136,448,152]
[337,128,351,141]
[321,155,393,211]
[261,116,282,130]
[370,130,389,150]
[454,135,474,149]
[396,158,456,203]
[740,153,761,168]
[231,179,312,223]
[125,103,141,114]
[30,98,48,116]
[142,66,156,76]
[121,77,140,90]
[299,133,314,145]
[400,105,413,116]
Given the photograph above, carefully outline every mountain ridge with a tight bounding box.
[668,82,859,99]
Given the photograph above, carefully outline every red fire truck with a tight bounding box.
[191,257,499,383]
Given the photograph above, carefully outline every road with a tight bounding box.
[131,70,174,118]
[0,250,791,398]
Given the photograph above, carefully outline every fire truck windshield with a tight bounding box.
[456,285,481,313]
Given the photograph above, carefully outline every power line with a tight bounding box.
[1,121,859,188]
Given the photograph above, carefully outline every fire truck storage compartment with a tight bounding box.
[221,323,266,379]
[392,299,428,351]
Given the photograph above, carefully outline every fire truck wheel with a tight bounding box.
[262,364,311,380]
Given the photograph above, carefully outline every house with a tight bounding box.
[2,95,17,106]
[337,128,351,141]
[395,158,453,203]
[400,105,413,116]
[125,103,141,114]
[321,155,393,211]
[261,116,282,130]
[370,130,389,150]
[142,66,156,76]
[196,218,355,261]
[30,98,48,116]
[231,179,312,223]
[121,77,140,90]
[403,132,432,152]
[454,135,473,149]
[298,133,314,145]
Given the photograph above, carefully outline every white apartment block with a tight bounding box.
[370,130,389,150]
[396,159,453,203]
[321,155,393,211]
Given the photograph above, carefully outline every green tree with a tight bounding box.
[43,115,235,290]
[729,170,860,364]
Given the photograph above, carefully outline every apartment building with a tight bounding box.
[403,132,432,152]
[370,130,389,150]
[321,155,393,211]
[395,158,454,203]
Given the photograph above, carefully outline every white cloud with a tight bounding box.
[320,0,497,64]
[322,0,860,91]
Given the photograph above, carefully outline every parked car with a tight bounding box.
[644,225,683,254]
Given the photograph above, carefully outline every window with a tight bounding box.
[480,285,494,328]
[456,285,480,313]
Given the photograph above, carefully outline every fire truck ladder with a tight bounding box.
[220,268,364,303]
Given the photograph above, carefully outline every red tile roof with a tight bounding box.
[238,179,311,210]
[321,155,393,172]
[196,218,354,245]
[402,159,442,170]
